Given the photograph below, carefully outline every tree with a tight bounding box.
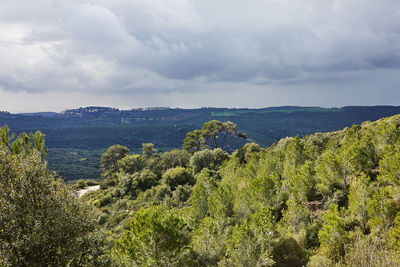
[183,130,204,152]
[190,169,217,222]
[162,167,195,190]
[158,149,191,171]
[0,125,47,159]
[113,206,195,266]
[183,120,247,151]
[118,169,158,198]
[142,143,156,159]
[224,207,275,267]
[100,144,130,181]
[0,146,104,266]
[189,148,229,174]
[118,154,144,174]
[318,204,347,263]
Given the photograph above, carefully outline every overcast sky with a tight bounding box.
[0,0,400,112]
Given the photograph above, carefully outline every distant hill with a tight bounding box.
[1,105,400,180]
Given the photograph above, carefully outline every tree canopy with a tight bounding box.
[183,120,247,152]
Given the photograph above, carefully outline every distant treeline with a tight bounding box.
[1,105,400,180]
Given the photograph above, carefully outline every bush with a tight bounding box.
[190,149,229,174]
[162,167,195,190]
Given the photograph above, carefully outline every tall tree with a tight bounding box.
[183,120,246,151]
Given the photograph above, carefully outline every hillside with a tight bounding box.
[78,113,400,266]
[1,105,400,180]
[2,113,400,265]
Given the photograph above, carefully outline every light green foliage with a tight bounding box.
[162,167,195,190]
[347,174,371,233]
[318,204,348,263]
[315,149,349,204]
[378,144,400,186]
[279,198,311,235]
[208,180,235,221]
[118,154,144,174]
[191,217,226,265]
[282,136,308,180]
[284,160,316,203]
[113,206,195,266]
[343,234,400,267]
[0,147,104,266]
[367,187,398,233]
[189,148,229,174]
[224,207,275,267]
[0,125,47,159]
[190,169,217,222]
[82,114,400,266]
[0,125,13,148]
[387,212,400,249]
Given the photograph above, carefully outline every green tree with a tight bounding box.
[190,169,217,222]
[142,143,156,159]
[183,120,246,151]
[119,169,158,198]
[0,147,104,266]
[224,207,275,267]
[189,148,229,174]
[159,149,190,169]
[202,120,247,149]
[113,206,195,266]
[183,130,204,152]
[162,167,195,190]
[100,144,130,182]
[118,154,144,174]
[318,204,347,263]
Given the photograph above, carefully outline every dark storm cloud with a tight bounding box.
[0,0,400,109]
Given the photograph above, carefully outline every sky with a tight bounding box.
[0,0,400,112]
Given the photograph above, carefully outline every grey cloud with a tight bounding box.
[0,0,399,108]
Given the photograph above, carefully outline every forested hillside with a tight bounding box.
[75,113,400,266]
[2,113,400,265]
[2,105,400,181]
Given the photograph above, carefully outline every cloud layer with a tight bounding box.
[0,0,400,111]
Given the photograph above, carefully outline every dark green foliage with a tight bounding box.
[0,146,105,265]
[162,167,195,190]
[234,142,263,164]
[158,149,190,171]
[3,106,400,180]
[271,237,307,267]
[190,148,229,174]
[184,120,247,151]
[183,129,204,152]
[100,145,130,185]
[118,170,158,198]
[118,154,144,174]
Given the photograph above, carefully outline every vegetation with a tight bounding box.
[0,127,106,266]
[3,111,400,266]
[2,105,400,180]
